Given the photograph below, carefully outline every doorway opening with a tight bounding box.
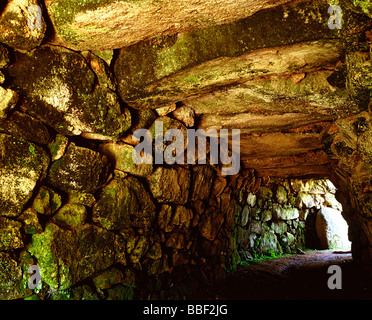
[234,177,351,264]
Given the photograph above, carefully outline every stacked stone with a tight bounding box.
[233,178,346,262]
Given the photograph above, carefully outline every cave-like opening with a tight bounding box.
[234,177,351,266]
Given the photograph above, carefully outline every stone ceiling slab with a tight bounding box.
[186,70,352,117]
[239,132,324,159]
[116,39,342,109]
[242,150,332,178]
[45,0,292,50]
[114,0,340,109]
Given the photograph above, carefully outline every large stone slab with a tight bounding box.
[316,207,351,249]
[114,0,339,109]
[0,0,46,50]
[28,223,125,290]
[45,0,291,50]
[239,132,324,160]
[117,39,342,109]
[243,150,332,178]
[186,71,350,118]
[93,176,156,230]
[192,71,352,135]
[0,134,49,217]
[48,143,111,193]
[147,166,191,204]
[8,45,131,140]
[0,252,29,299]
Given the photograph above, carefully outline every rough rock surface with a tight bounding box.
[0,252,29,299]
[8,45,131,139]
[28,223,125,290]
[0,0,46,50]
[44,0,291,50]
[316,207,351,249]
[99,142,153,177]
[93,176,156,230]
[0,134,49,217]
[147,166,191,204]
[48,143,111,193]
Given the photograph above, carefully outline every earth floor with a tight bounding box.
[192,250,372,300]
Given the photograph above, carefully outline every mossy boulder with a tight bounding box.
[18,207,43,235]
[257,231,281,256]
[67,191,96,207]
[0,86,18,119]
[0,133,49,217]
[0,111,51,145]
[0,217,24,250]
[0,252,30,299]
[28,223,125,290]
[99,142,153,177]
[32,186,62,216]
[0,44,10,68]
[53,203,87,227]
[0,0,46,50]
[346,51,372,109]
[92,267,123,290]
[8,45,131,140]
[48,143,111,193]
[93,176,156,230]
[272,204,300,220]
[147,166,191,204]
[257,187,273,201]
[105,284,134,300]
[345,0,372,18]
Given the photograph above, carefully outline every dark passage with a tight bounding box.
[192,250,372,300]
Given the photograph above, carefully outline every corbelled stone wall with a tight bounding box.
[0,0,371,300]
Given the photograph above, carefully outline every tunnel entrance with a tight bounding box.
[190,177,359,300]
[234,177,351,265]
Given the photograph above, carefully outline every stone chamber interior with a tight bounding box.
[0,0,371,300]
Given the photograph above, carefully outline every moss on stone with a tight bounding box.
[93,176,156,230]
[8,46,131,139]
[28,223,125,290]
[115,0,338,107]
[53,203,87,227]
[0,134,49,217]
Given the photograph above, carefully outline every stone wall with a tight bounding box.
[233,177,347,264]
[322,0,372,265]
[0,37,242,298]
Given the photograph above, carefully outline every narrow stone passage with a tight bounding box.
[193,250,372,300]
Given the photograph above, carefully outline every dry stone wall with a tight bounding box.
[233,177,347,264]
[0,36,243,299]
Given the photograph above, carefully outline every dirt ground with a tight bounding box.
[193,250,372,300]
